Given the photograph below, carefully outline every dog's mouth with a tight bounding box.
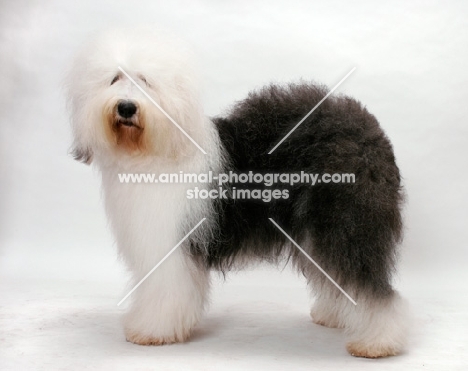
[114,119,143,130]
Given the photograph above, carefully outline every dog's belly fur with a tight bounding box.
[192,83,403,299]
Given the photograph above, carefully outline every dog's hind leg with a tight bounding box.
[302,185,410,357]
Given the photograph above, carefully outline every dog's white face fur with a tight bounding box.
[66,29,205,164]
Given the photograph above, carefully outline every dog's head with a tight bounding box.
[65,28,204,165]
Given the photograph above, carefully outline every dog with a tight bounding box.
[66,29,409,358]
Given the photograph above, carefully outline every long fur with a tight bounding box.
[199,84,404,296]
[66,28,409,358]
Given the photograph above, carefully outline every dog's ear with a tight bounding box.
[71,146,93,165]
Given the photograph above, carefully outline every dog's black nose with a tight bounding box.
[117,101,137,118]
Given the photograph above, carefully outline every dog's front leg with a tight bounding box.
[123,248,210,345]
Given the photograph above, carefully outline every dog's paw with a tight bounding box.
[310,313,342,328]
[310,306,343,329]
[125,329,189,346]
[346,341,401,358]
[311,317,341,328]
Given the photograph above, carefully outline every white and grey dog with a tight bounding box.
[66,29,409,358]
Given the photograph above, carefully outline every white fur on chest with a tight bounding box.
[99,160,205,272]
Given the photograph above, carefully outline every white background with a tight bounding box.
[1,0,467,370]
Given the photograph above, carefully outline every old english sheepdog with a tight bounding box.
[66,29,409,358]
